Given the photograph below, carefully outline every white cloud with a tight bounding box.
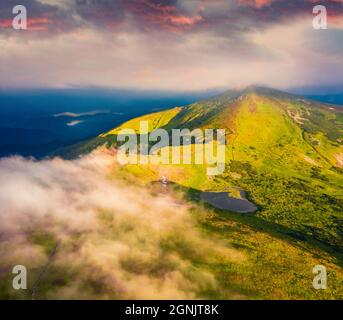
[0,150,238,299]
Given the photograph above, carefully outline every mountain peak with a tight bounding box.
[216,86,297,101]
[242,85,284,94]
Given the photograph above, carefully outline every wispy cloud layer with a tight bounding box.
[0,150,238,299]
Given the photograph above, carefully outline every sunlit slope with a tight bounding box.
[102,107,182,135]
[94,87,343,250]
[101,87,342,173]
[46,87,343,299]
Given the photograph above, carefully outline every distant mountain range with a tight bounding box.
[0,89,207,158]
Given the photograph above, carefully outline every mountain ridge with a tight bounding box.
[69,86,343,252]
[59,86,343,168]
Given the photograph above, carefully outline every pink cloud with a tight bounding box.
[238,0,274,8]
[0,17,52,31]
[0,19,12,28]
[169,15,203,26]
[126,0,204,32]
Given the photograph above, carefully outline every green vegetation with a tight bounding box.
[42,87,343,299]
[102,107,182,135]
[101,87,343,252]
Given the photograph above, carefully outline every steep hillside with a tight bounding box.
[65,87,343,252]
[100,86,342,169]
[15,87,342,300]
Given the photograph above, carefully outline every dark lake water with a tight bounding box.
[202,191,257,213]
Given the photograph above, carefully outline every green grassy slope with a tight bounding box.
[94,87,343,252]
[45,87,343,299]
